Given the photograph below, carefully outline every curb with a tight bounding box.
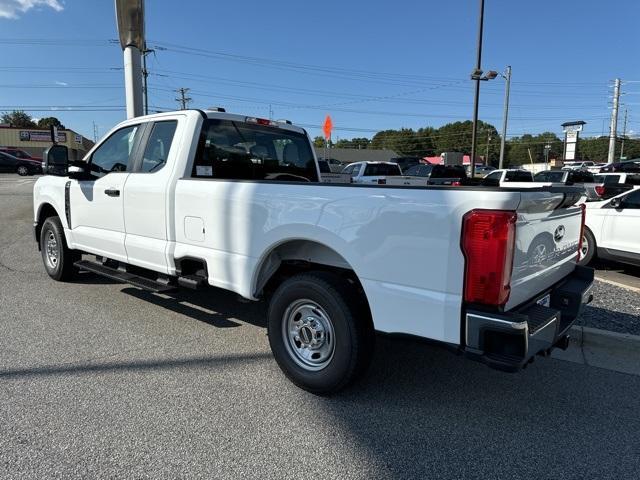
[551,325,640,376]
[594,275,640,293]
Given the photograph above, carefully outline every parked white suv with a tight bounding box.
[579,187,640,266]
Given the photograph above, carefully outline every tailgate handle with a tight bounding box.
[104,188,120,197]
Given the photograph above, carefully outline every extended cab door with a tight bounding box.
[600,189,640,257]
[123,118,181,273]
[69,123,144,262]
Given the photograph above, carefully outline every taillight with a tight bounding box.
[461,210,517,306]
[577,203,586,260]
[594,185,605,197]
[451,180,461,186]
[377,178,386,184]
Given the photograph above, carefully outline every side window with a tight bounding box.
[342,164,353,174]
[140,121,178,173]
[621,190,640,209]
[487,171,501,181]
[90,125,139,177]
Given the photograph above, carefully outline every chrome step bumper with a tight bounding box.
[464,266,594,372]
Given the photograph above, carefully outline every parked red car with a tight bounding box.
[0,147,42,162]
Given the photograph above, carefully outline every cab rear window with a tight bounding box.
[192,119,318,182]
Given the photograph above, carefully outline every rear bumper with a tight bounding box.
[464,265,594,372]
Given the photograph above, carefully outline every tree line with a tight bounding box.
[314,120,640,166]
[1,110,66,130]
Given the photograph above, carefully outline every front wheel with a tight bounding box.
[267,271,374,395]
[17,165,29,176]
[40,216,80,281]
[578,228,596,266]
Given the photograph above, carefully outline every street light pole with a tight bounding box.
[498,65,511,169]
[469,0,485,177]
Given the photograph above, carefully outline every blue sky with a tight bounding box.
[1,0,639,142]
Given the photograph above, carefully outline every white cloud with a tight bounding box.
[54,80,68,86]
[0,0,64,20]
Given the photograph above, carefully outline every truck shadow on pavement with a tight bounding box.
[120,285,268,329]
[0,352,273,380]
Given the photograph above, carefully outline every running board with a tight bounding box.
[74,260,177,293]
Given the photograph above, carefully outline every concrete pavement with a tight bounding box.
[2,175,640,479]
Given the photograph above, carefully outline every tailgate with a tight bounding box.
[507,191,583,310]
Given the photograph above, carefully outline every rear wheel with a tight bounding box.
[17,165,29,176]
[40,216,80,281]
[267,271,374,394]
[578,228,596,266]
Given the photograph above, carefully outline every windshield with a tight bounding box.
[594,175,620,184]
[431,165,466,178]
[364,163,401,176]
[505,170,533,182]
[544,171,566,182]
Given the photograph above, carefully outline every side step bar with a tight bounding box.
[74,260,177,293]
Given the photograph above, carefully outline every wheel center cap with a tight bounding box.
[299,325,314,345]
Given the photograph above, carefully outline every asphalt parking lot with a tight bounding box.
[1,175,640,479]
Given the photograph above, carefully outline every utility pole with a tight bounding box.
[92,121,98,143]
[607,78,621,163]
[175,87,192,110]
[619,108,628,159]
[115,0,145,119]
[485,132,491,163]
[498,65,511,169]
[469,0,486,176]
[141,44,154,115]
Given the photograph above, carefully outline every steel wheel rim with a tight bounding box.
[581,235,589,258]
[282,299,335,371]
[45,229,59,269]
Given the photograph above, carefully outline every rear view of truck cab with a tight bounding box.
[461,196,593,371]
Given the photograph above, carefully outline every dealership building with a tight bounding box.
[0,125,94,161]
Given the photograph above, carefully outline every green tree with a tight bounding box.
[1,110,36,128]
[37,116,65,130]
[313,136,328,148]
[433,120,498,163]
[505,132,562,167]
[370,128,432,156]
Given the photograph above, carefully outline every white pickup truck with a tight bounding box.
[34,110,594,393]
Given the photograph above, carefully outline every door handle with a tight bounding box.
[104,188,120,197]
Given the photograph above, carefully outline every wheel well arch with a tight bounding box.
[253,239,370,308]
[35,203,62,248]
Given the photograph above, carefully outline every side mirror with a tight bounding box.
[610,197,622,209]
[42,144,69,176]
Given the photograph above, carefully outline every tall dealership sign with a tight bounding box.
[115,0,145,119]
[561,121,586,161]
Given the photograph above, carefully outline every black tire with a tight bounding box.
[40,216,80,281]
[267,271,374,395]
[578,228,596,266]
[17,165,29,176]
